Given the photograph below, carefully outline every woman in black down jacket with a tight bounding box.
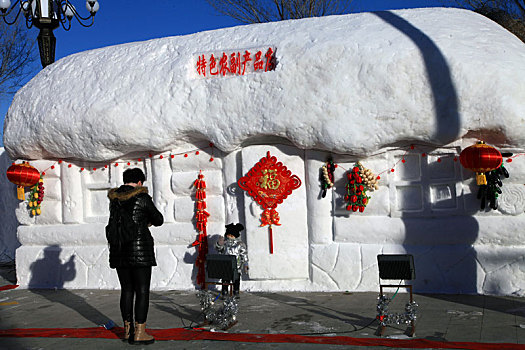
[106,168,164,345]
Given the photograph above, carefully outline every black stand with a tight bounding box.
[200,254,239,330]
[203,280,235,296]
[376,254,417,337]
[376,284,416,337]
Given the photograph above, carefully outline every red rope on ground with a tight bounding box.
[0,285,19,291]
[0,327,523,349]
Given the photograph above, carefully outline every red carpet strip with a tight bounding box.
[0,285,18,291]
[0,327,524,349]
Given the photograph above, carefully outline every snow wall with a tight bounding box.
[6,142,525,294]
[0,148,19,263]
[2,8,525,294]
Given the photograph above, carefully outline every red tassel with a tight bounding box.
[269,225,274,254]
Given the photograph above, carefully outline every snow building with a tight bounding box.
[2,7,525,294]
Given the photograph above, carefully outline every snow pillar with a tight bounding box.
[305,150,333,245]
[151,157,175,223]
[222,150,244,227]
[61,162,84,224]
[241,145,309,280]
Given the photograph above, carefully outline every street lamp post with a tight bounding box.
[0,0,99,68]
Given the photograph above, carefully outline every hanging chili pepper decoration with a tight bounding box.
[345,162,371,213]
[28,175,45,216]
[192,171,210,289]
[477,164,510,211]
[238,151,301,254]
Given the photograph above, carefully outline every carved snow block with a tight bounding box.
[171,170,223,196]
[241,145,308,280]
[34,200,62,225]
[61,163,84,224]
[305,152,332,244]
[151,157,176,223]
[476,245,525,296]
[16,245,79,289]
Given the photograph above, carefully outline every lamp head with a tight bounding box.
[86,0,98,15]
[0,0,11,12]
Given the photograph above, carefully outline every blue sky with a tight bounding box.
[1,0,448,146]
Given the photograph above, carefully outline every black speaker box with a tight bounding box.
[377,254,416,280]
[206,254,239,281]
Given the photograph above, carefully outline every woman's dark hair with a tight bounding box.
[123,168,146,184]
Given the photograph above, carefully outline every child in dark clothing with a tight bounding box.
[214,223,248,297]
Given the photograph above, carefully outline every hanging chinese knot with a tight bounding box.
[191,171,210,289]
[238,151,301,254]
[6,162,41,200]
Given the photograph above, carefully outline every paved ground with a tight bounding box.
[2,264,525,349]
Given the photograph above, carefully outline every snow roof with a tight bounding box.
[3,7,525,161]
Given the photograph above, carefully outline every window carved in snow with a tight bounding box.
[390,150,461,217]
[80,160,150,223]
[81,165,113,223]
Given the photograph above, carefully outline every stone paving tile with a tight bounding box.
[4,269,525,348]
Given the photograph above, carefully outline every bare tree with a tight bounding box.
[205,0,353,24]
[453,0,524,17]
[0,22,37,100]
[451,0,525,42]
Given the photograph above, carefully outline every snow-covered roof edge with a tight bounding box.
[4,7,525,161]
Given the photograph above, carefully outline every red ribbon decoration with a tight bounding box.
[238,151,301,254]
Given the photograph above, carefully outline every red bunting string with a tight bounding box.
[9,143,216,220]
[335,143,522,183]
[31,143,216,176]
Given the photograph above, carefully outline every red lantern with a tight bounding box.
[6,163,41,200]
[459,141,502,185]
